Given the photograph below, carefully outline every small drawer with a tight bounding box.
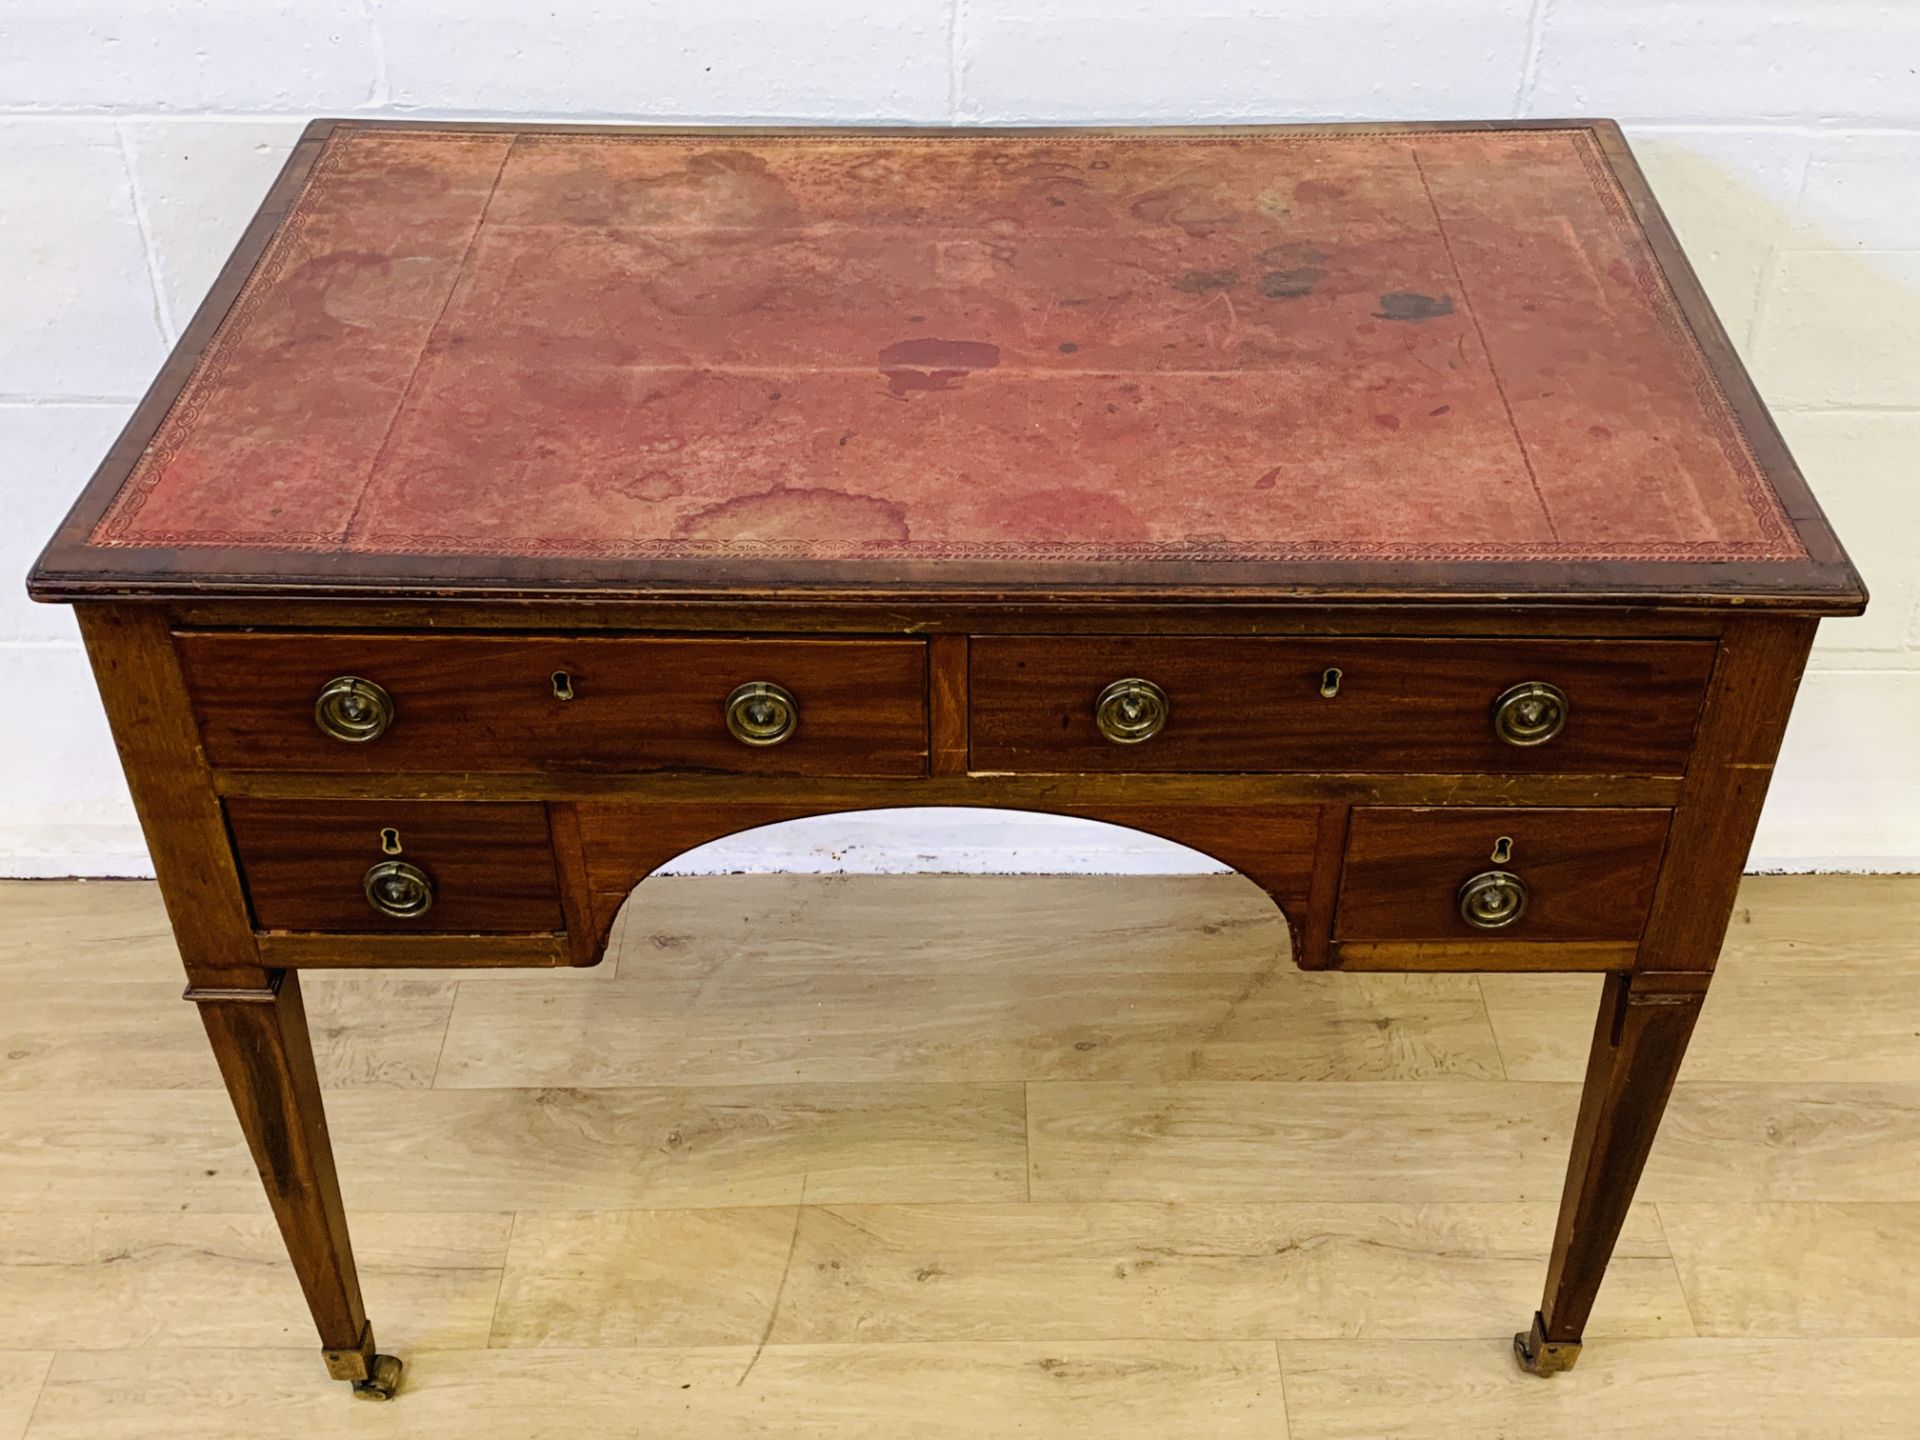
[968,637,1714,775]
[179,633,928,775]
[227,800,565,933]
[1334,807,1671,943]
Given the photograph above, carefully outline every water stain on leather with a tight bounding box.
[278,252,394,342]
[617,471,684,503]
[1375,292,1456,322]
[1129,186,1237,237]
[623,149,797,228]
[1257,241,1331,266]
[878,338,1002,397]
[673,485,912,541]
[1294,178,1348,203]
[647,253,785,318]
[847,157,904,185]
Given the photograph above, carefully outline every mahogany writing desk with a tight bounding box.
[30,119,1864,1399]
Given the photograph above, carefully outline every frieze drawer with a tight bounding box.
[179,632,930,776]
[968,637,1715,775]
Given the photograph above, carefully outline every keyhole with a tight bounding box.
[551,671,575,702]
[380,828,402,856]
[1490,836,1514,865]
[1319,667,1343,699]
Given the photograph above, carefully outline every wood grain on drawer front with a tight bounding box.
[969,637,1715,774]
[1335,807,1672,942]
[178,633,928,774]
[227,800,564,933]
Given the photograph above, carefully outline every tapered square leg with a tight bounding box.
[1517,969,1706,1375]
[193,971,402,1399]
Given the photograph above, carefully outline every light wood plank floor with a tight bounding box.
[2,872,1918,1438]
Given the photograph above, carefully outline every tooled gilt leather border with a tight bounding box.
[92,126,1806,566]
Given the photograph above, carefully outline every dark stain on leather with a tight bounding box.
[1173,268,1239,294]
[1375,292,1456,322]
[1259,266,1325,299]
[878,338,1002,397]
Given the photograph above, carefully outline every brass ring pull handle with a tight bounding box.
[726,681,798,747]
[315,676,395,743]
[1492,681,1568,747]
[363,860,434,920]
[1095,678,1170,745]
[1458,870,1529,930]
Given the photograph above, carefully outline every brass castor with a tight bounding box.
[350,1353,404,1401]
[1512,1312,1581,1377]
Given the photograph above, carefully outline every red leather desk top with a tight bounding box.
[33,121,1862,607]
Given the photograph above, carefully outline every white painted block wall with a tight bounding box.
[1,2,1915,877]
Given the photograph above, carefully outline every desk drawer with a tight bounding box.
[179,633,928,775]
[1334,807,1670,943]
[228,800,565,933]
[969,637,1713,774]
